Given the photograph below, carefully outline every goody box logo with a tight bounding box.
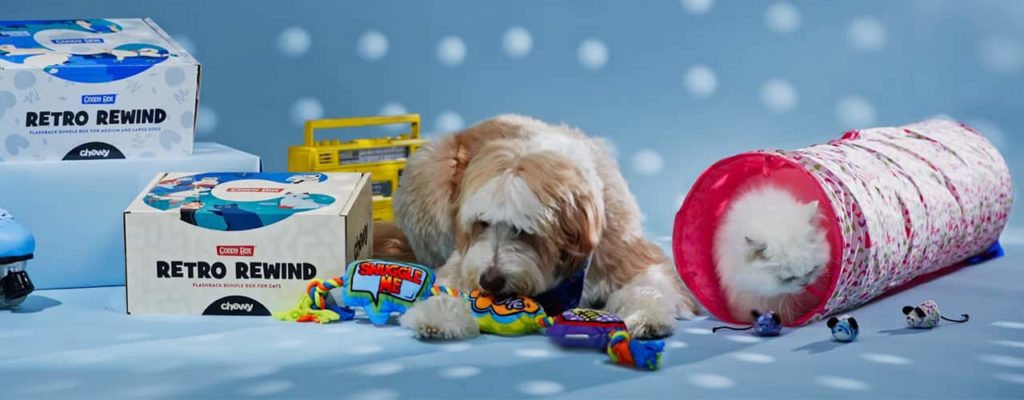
[217,245,255,257]
[81,94,117,105]
[53,38,104,45]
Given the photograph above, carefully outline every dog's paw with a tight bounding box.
[399,295,479,340]
[623,309,677,339]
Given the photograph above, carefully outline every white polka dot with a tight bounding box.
[993,321,1024,329]
[435,111,465,134]
[725,335,763,344]
[379,102,408,116]
[277,26,311,57]
[847,17,886,51]
[995,373,1024,385]
[966,118,1007,149]
[348,388,400,400]
[440,342,473,352]
[979,36,1024,74]
[578,39,609,70]
[684,327,714,335]
[518,380,565,396]
[1000,229,1024,246]
[764,2,800,34]
[503,26,533,58]
[515,347,553,358]
[835,96,877,128]
[290,97,324,127]
[357,31,389,61]
[437,36,467,67]
[733,352,775,364]
[760,79,798,113]
[171,34,196,55]
[993,340,1024,349]
[861,353,912,365]
[978,354,1024,368]
[815,376,870,391]
[689,373,735,389]
[668,340,689,349]
[121,384,180,398]
[632,149,664,175]
[680,0,714,15]
[273,338,304,349]
[684,65,717,97]
[439,366,481,379]
[195,106,217,137]
[360,362,404,376]
[240,380,294,397]
[348,344,383,355]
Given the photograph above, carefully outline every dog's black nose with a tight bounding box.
[479,268,506,294]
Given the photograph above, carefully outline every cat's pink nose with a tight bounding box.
[479,268,506,294]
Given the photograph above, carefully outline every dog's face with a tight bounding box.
[447,139,604,297]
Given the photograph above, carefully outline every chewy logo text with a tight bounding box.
[357,261,424,296]
[217,245,255,257]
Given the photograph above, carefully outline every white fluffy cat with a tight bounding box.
[714,185,830,323]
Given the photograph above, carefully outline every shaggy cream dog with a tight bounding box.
[388,115,699,339]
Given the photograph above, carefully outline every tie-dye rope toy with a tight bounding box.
[273,276,355,324]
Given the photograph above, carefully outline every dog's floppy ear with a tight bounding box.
[827,317,838,329]
[557,191,604,258]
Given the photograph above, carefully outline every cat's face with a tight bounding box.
[738,200,829,297]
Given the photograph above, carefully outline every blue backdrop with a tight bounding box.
[7,0,1022,247]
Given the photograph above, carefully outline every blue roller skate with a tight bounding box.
[0,207,35,309]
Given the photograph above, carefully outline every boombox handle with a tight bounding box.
[303,114,421,146]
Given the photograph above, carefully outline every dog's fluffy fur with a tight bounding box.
[389,114,699,339]
[714,185,830,323]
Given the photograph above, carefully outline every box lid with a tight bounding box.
[127,172,369,227]
[0,18,197,81]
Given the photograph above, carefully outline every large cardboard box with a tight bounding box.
[0,142,260,289]
[0,18,199,161]
[124,172,373,315]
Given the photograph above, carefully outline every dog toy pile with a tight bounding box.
[902,300,969,329]
[539,308,665,371]
[675,119,1012,325]
[712,310,783,336]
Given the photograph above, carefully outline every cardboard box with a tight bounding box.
[0,142,260,289]
[124,172,373,315]
[0,18,199,161]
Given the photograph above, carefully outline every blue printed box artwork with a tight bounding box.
[0,18,200,161]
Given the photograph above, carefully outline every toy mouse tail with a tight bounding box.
[712,325,753,333]
[941,314,970,323]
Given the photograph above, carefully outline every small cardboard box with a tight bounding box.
[0,18,199,161]
[124,172,372,315]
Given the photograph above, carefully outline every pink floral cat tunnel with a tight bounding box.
[672,119,1012,326]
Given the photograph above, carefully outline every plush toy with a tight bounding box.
[606,330,665,371]
[902,300,969,329]
[467,289,546,336]
[827,315,859,342]
[343,259,435,326]
[538,308,628,348]
[712,310,783,336]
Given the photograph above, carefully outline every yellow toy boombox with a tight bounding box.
[287,114,428,221]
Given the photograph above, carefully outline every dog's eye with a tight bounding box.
[474,221,490,231]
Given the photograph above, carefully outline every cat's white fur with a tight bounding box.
[714,185,830,323]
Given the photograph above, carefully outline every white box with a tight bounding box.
[124,172,373,315]
[0,18,199,161]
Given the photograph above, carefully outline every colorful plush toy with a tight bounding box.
[467,289,546,336]
[902,300,969,329]
[712,310,783,336]
[343,259,436,326]
[827,315,859,342]
[539,308,628,348]
[606,330,665,371]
